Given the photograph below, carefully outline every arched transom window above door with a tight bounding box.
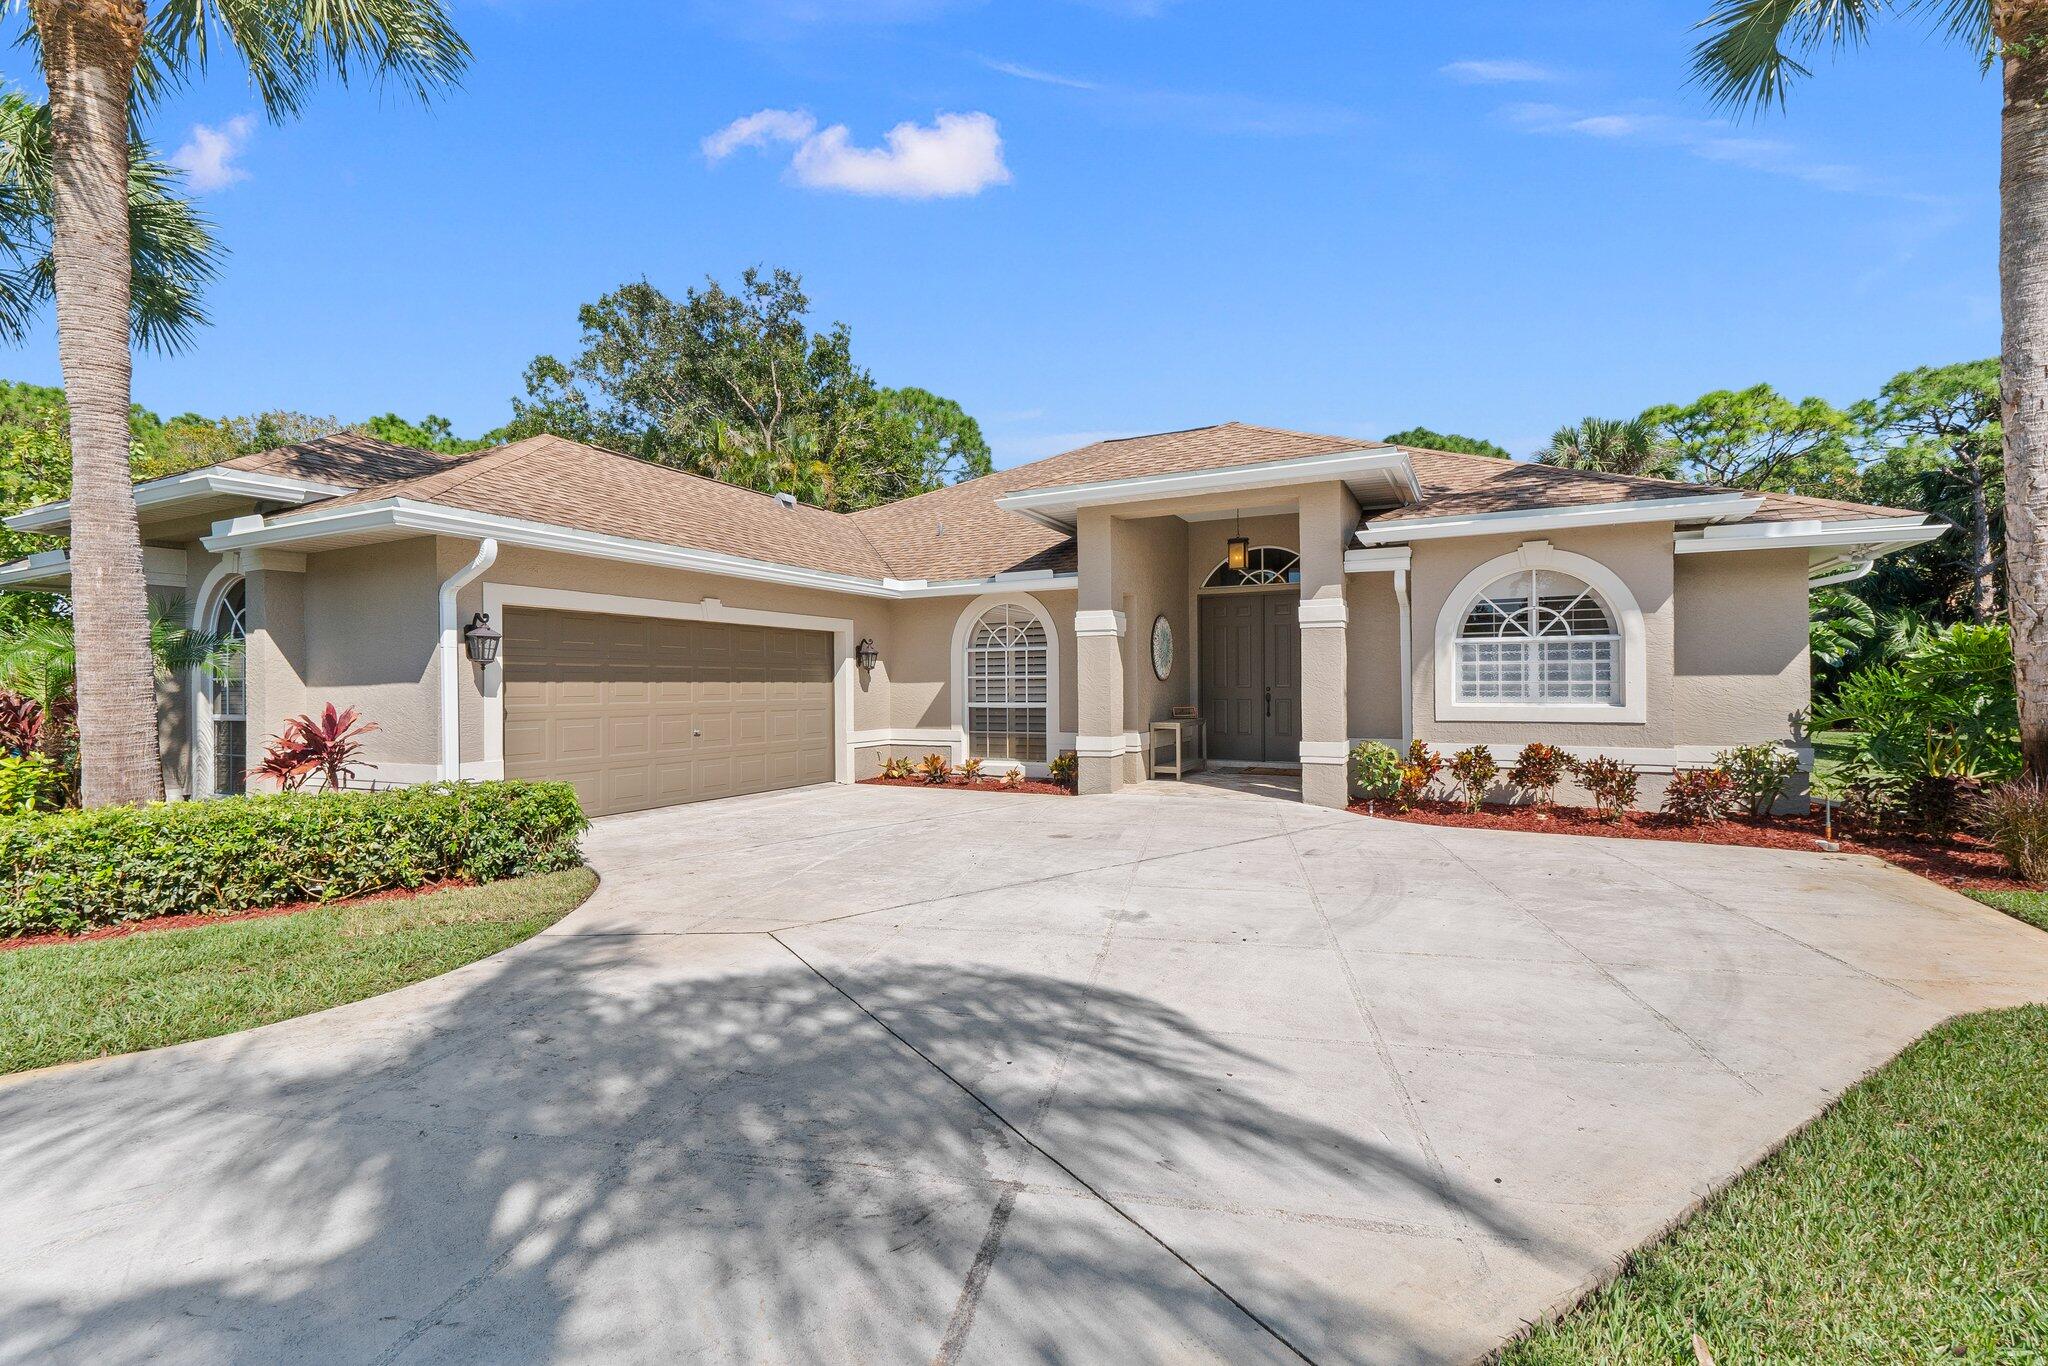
[1204,547,1300,589]
[965,604,1048,763]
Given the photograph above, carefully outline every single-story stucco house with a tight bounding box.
[0,422,1944,813]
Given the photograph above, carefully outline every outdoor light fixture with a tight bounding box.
[462,612,502,665]
[1226,510,1250,574]
[856,637,880,672]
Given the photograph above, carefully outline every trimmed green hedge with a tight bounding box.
[0,781,588,938]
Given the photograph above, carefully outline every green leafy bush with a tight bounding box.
[1573,755,1640,822]
[1812,756,1907,836]
[0,781,587,938]
[1661,767,1737,825]
[1048,750,1078,789]
[1715,742,1803,819]
[1447,746,1498,811]
[1507,742,1570,807]
[1397,740,1444,810]
[1977,779,2048,883]
[1348,741,1402,801]
[0,752,60,815]
[1812,623,2020,788]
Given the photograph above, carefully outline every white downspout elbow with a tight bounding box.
[438,538,499,781]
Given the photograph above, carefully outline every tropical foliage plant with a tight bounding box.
[0,751,59,814]
[1573,755,1641,822]
[1812,623,2021,789]
[251,704,379,792]
[1715,742,1802,820]
[959,756,984,784]
[1661,767,1738,825]
[1396,740,1444,810]
[916,752,953,784]
[1507,742,1571,808]
[0,689,42,754]
[1447,745,1498,811]
[1048,750,1078,789]
[1536,416,1673,477]
[1976,778,2048,882]
[1347,741,1402,802]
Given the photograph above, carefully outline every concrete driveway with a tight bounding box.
[6,781,2048,1365]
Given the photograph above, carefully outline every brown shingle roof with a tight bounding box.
[223,432,464,489]
[1001,422,1385,493]
[275,435,897,580]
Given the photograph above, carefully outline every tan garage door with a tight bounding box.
[503,608,834,817]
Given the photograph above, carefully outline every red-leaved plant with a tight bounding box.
[252,704,379,792]
[0,690,44,756]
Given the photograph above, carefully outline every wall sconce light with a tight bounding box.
[856,637,880,672]
[1226,509,1249,573]
[462,612,502,665]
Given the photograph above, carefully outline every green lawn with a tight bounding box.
[1498,1005,2048,1363]
[1966,889,2048,934]
[1807,729,1862,788]
[0,868,596,1077]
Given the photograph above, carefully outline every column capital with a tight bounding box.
[1074,609,1128,638]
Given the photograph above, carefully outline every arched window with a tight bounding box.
[1204,547,1300,588]
[1454,568,1616,705]
[207,578,248,795]
[966,604,1047,762]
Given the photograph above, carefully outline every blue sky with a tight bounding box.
[8,0,2003,468]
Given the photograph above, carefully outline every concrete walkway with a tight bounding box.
[6,781,2048,1364]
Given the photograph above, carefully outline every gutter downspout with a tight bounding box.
[1394,567,1413,746]
[438,539,498,781]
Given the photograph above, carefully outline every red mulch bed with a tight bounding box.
[861,775,1074,797]
[0,878,476,954]
[1349,799,2035,893]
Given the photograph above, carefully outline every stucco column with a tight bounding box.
[241,551,309,768]
[1074,508,1125,795]
[1297,484,1356,809]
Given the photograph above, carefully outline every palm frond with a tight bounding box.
[0,89,222,352]
[1692,0,1991,111]
[147,0,470,122]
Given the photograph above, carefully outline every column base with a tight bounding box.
[1077,754,1121,796]
[1301,762,1349,810]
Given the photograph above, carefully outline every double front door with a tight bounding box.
[1198,593,1302,764]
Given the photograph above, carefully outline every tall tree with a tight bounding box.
[1855,361,2004,622]
[1692,0,2048,773]
[6,1,466,806]
[1382,426,1510,458]
[1645,384,1857,492]
[1536,416,1675,477]
[505,269,990,510]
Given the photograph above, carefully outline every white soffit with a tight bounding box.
[5,467,351,534]
[993,448,1419,530]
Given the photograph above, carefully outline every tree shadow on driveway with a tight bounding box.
[0,930,1576,1364]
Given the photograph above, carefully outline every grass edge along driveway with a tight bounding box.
[0,868,596,1077]
[1496,1003,2048,1363]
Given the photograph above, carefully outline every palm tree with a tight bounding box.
[1691,1,2048,774]
[1536,416,1675,477]
[0,597,237,765]
[8,3,467,807]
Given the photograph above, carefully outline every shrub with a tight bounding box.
[1715,742,1802,819]
[0,781,587,939]
[880,756,913,781]
[959,757,984,784]
[998,767,1024,790]
[1573,755,1639,822]
[1814,757,1906,836]
[1977,778,2048,883]
[1661,767,1736,825]
[916,753,953,784]
[1348,741,1402,802]
[252,704,379,792]
[0,691,43,755]
[1048,750,1079,789]
[1507,743,1570,808]
[1812,623,2019,788]
[1396,740,1444,810]
[1906,773,1982,843]
[1447,746,1498,811]
[0,753,61,815]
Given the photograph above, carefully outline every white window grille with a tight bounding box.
[967,604,1048,762]
[1455,569,1618,706]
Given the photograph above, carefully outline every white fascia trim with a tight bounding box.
[993,448,1419,529]
[7,468,350,533]
[0,546,190,589]
[1357,492,1763,546]
[1344,546,1412,574]
[201,497,1075,603]
[479,583,859,787]
[1674,516,1944,557]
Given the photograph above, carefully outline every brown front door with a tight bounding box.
[1199,593,1301,764]
[503,608,834,816]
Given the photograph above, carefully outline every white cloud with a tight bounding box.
[981,57,1361,137]
[705,108,1010,199]
[1440,59,1561,85]
[701,108,818,160]
[982,58,1100,91]
[170,115,255,192]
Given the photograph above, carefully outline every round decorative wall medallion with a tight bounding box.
[1151,614,1174,681]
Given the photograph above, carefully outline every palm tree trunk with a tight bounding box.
[30,0,162,806]
[1969,463,1998,624]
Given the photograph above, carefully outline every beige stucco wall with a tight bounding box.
[297,538,442,778]
[1344,574,1404,743]
[1116,514,1191,758]
[1409,523,1677,751]
[1673,548,1810,748]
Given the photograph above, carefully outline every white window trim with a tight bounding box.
[1432,541,1646,725]
[476,583,856,786]
[188,561,247,798]
[950,590,1062,773]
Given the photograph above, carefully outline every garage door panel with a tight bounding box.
[505,608,834,816]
